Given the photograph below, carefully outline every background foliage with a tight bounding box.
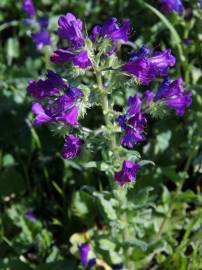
[0,0,202,269]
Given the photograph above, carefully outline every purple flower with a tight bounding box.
[155,78,192,116]
[200,0,202,8]
[123,48,175,85]
[25,209,37,223]
[73,50,92,69]
[117,95,147,149]
[120,128,145,149]
[27,70,64,99]
[115,160,140,186]
[97,17,131,43]
[32,103,52,126]
[61,134,84,159]
[22,0,35,17]
[32,31,51,49]
[148,49,176,76]
[32,96,80,127]
[57,13,84,49]
[38,16,49,31]
[51,49,91,69]
[50,49,74,63]
[78,243,96,269]
[160,0,184,15]
[123,58,156,85]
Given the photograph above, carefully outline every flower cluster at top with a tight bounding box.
[22,0,51,49]
[27,11,192,192]
[159,0,202,15]
[50,13,131,69]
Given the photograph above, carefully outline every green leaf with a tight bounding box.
[93,192,118,221]
[71,191,95,223]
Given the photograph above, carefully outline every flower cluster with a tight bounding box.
[22,0,51,49]
[28,12,192,191]
[91,17,131,46]
[51,13,91,69]
[115,44,192,184]
[27,70,84,158]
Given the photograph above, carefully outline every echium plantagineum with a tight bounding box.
[27,11,192,268]
[28,12,192,186]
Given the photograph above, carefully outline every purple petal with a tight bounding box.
[32,103,52,126]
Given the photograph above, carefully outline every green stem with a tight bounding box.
[94,68,120,170]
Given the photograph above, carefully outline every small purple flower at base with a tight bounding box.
[61,134,84,159]
[25,209,37,223]
[120,128,145,149]
[79,243,96,270]
[22,0,35,17]
[117,94,147,149]
[32,31,51,49]
[50,49,74,64]
[115,160,140,186]
[73,50,92,69]
[155,78,192,116]
[57,13,84,49]
[32,103,52,126]
[160,0,184,15]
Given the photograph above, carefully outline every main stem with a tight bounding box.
[95,69,117,152]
